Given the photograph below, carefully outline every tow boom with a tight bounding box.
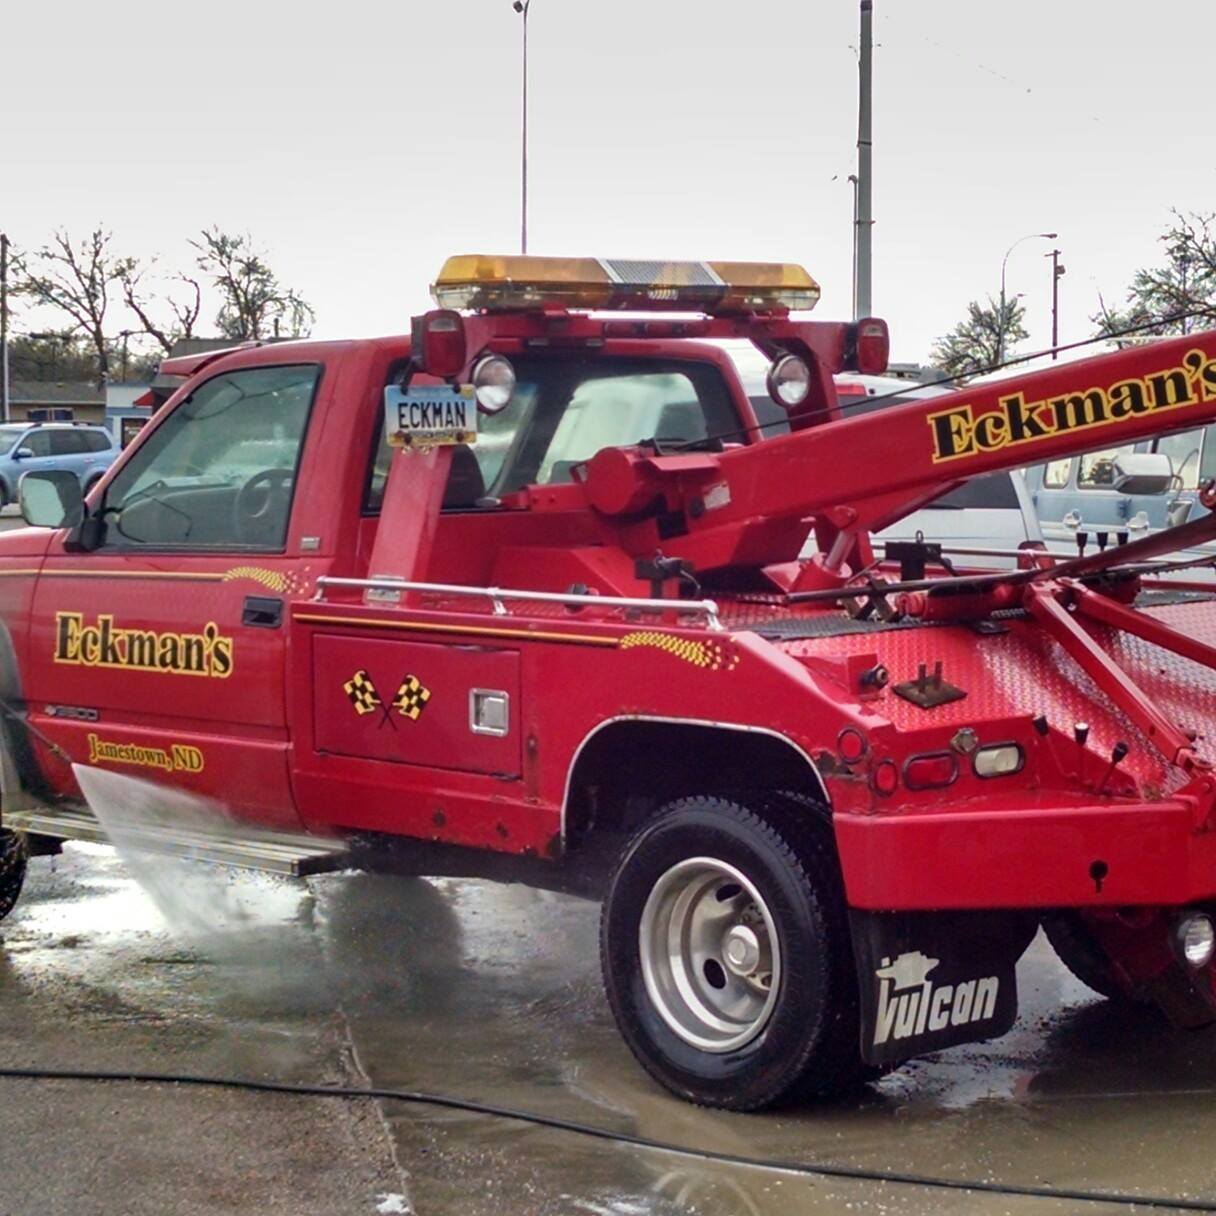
[582,330,1216,578]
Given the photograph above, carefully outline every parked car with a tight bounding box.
[1025,431,1216,577]
[0,422,118,508]
[873,469,1044,568]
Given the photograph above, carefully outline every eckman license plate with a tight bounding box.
[384,385,478,448]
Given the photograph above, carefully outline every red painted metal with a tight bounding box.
[1024,583,1201,771]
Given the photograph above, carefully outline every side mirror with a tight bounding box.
[13,447,34,461]
[19,470,83,529]
[1112,452,1173,496]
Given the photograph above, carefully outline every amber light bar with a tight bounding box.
[431,255,821,315]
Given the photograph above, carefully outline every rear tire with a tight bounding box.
[0,829,28,924]
[600,794,865,1110]
[1043,913,1136,1001]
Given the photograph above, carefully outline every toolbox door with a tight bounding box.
[312,635,521,777]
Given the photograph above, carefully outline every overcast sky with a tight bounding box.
[4,0,1213,366]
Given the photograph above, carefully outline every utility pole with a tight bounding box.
[0,234,9,424]
[999,231,1056,364]
[1047,247,1065,360]
[854,0,874,319]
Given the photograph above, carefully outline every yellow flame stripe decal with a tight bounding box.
[619,631,738,671]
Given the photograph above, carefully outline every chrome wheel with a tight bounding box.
[639,856,781,1053]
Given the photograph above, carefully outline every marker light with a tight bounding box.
[412,310,467,378]
[904,751,959,791]
[973,743,1024,778]
[852,317,890,375]
[1174,913,1216,969]
[872,759,899,796]
[767,354,812,409]
[471,355,516,413]
[431,255,821,315]
[838,727,868,764]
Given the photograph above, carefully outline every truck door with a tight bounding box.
[25,362,323,829]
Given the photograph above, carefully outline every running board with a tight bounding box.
[3,807,350,877]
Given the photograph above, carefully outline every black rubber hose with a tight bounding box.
[1,1065,1213,1212]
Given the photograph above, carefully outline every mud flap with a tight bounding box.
[850,909,1031,1067]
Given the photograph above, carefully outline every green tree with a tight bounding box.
[930,296,1028,379]
[1094,210,1216,344]
[192,228,314,341]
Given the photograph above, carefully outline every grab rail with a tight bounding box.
[314,576,724,631]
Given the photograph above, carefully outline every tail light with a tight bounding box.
[412,310,467,378]
[852,317,890,375]
[872,758,899,796]
[903,751,958,790]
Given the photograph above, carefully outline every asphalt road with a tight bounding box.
[5,840,1216,1216]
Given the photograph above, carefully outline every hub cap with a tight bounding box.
[639,857,781,1053]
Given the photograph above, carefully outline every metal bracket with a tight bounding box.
[893,661,967,709]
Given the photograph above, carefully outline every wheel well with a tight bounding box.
[563,720,828,848]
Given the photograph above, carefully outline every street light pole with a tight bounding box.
[0,234,9,424]
[998,230,1057,364]
[1046,247,1065,360]
[512,0,532,255]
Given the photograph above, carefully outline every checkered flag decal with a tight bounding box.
[392,674,432,720]
[343,669,382,716]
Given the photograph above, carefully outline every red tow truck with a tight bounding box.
[5,254,1216,1108]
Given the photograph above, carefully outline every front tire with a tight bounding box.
[600,795,863,1110]
[0,829,28,923]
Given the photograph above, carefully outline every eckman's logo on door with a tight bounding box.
[873,951,1000,1048]
[54,613,234,678]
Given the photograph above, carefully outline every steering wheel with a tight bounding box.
[234,468,294,544]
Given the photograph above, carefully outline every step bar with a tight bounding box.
[4,807,351,878]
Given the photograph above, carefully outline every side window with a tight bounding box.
[83,430,112,452]
[101,364,320,550]
[49,430,89,456]
[23,430,51,457]
[930,473,1019,510]
[1078,446,1136,489]
[1042,458,1072,489]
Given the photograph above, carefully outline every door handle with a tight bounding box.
[242,595,283,629]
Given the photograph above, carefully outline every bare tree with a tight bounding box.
[192,228,314,341]
[930,296,1029,380]
[18,228,132,389]
[120,264,203,355]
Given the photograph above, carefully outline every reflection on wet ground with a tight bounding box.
[5,843,1216,1214]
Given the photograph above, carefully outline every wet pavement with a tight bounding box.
[4,843,1216,1214]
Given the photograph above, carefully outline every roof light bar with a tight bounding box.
[431,255,820,315]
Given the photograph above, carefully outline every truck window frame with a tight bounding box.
[92,362,324,555]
